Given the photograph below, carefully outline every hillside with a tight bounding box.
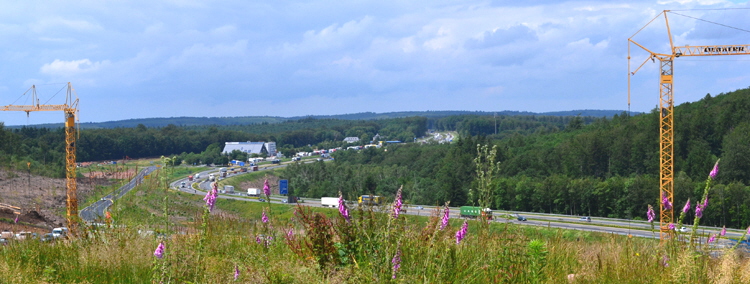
[5,109,631,129]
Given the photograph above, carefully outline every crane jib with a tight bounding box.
[704,46,745,53]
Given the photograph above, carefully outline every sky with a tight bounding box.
[1,0,749,126]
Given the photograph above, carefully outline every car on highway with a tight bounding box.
[579,216,591,222]
[517,215,527,221]
[258,198,266,202]
[676,226,689,233]
[416,206,424,210]
[181,182,186,188]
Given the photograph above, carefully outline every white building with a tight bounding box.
[222,141,277,156]
[343,137,360,143]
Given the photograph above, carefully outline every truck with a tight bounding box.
[208,174,215,181]
[188,175,194,181]
[252,166,259,171]
[240,167,247,172]
[220,167,227,173]
[224,185,235,193]
[247,188,261,197]
[358,195,381,205]
[459,206,493,220]
[52,227,69,239]
[321,197,339,208]
[195,173,201,180]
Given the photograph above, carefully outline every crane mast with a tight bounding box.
[1,83,79,234]
[629,11,750,240]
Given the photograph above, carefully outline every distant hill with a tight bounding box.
[6,109,633,129]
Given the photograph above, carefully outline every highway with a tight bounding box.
[83,159,746,242]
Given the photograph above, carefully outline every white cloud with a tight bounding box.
[40,59,108,76]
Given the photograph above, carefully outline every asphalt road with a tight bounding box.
[79,166,158,223]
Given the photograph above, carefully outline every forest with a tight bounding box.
[1,87,749,228]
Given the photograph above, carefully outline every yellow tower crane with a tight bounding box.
[1,82,79,233]
[629,10,750,240]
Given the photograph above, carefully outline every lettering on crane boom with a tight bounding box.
[703,46,745,53]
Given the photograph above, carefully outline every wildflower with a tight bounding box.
[695,204,704,219]
[709,159,719,180]
[105,211,111,220]
[263,179,271,197]
[286,228,294,239]
[234,265,239,281]
[661,255,669,267]
[455,221,468,244]
[682,199,691,214]
[153,242,165,259]
[668,223,675,231]
[262,211,269,223]
[256,236,262,244]
[708,234,716,243]
[203,182,218,212]
[646,205,655,223]
[440,202,450,230]
[662,193,672,210]
[391,248,402,279]
[703,197,709,208]
[14,215,18,223]
[720,226,726,236]
[338,191,350,222]
[393,186,403,219]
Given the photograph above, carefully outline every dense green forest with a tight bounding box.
[1,88,749,228]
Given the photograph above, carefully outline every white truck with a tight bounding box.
[247,188,261,197]
[52,227,69,239]
[224,185,235,193]
[208,174,215,181]
[321,197,339,208]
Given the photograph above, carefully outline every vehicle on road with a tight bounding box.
[247,188,260,197]
[188,175,193,181]
[416,206,424,210]
[40,233,54,242]
[209,174,215,181]
[181,182,186,188]
[676,226,689,233]
[195,173,201,179]
[460,206,493,220]
[258,198,266,202]
[321,197,339,208]
[52,227,69,239]
[358,195,381,205]
[579,216,591,222]
[272,159,281,164]
[516,214,527,221]
[292,157,301,162]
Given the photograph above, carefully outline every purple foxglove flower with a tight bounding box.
[646,205,655,223]
[695,205,703,219]
[662,194,672,210]
[682,199,691,214]
[441,206,450,230]
[393,187,403,219]
[286,228,294,239]
[455,221,468,244]
[661,255,669,267]
[14,215,18,223]
[709,160,719,180]
[708,234,716,243]
[747,226,750,235]
[256,236,262,244]
[338,192,350,222]
[262,211,269,223]
[263,179,271,197]
[720,226,726,236]
[234,265,239,281]
[153,242,165,259]
[203,182,218,212]
[391,249,401,279]
[668,223,675,231]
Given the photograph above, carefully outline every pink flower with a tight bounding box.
[682,199,691,214]
[703,197,709,208]
[646,205,656,223]
[14,215,18,223]
[720,226,726,236]
[668,223,675,231]
[441,205,450,230]
[391,249,401,279]
[661,255,669,267]
[708,234,716,243]
[203,182,219,212]
[153,242,165,259]
[286,228,294,239]
[695,204,704,219]
[709,160,719,180]
[338,192,350,222]
[262,211,269,223]
[234,265,239,281]
[263,179,271,197]
[455,221,468,244]
[662,193,672,210]
[392,187,403,219]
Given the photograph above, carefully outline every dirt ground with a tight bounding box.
[0,170,112,233]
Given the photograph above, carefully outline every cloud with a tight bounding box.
[40,59,108,76]
[466,24,538,49]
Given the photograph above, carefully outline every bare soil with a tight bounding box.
[0,170,112,232]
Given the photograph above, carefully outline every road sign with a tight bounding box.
[279,179,288,195]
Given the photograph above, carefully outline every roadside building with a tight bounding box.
[343,137,360,143]
[222,141,277,156]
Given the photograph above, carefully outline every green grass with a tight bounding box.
[3,167,750,283]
